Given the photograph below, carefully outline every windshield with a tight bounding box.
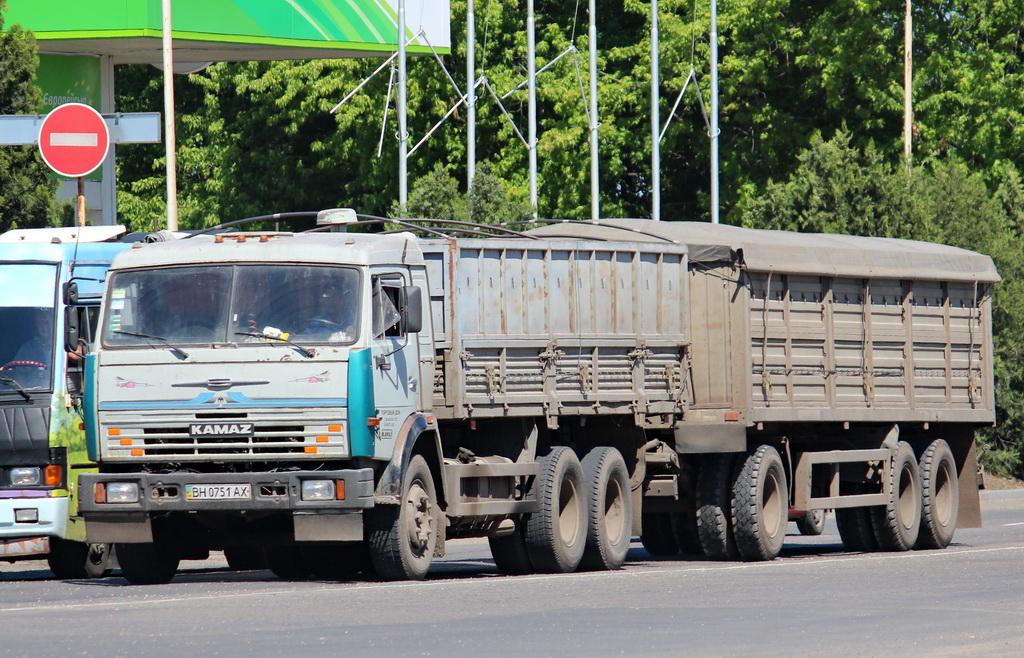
[102,264,360,347]
[0,264,58,391]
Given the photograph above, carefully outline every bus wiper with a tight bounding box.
[0,376,32,401]
[234,331,313,359]
[114,330,190,359]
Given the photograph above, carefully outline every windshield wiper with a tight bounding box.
[234,331,313,359]
[0,376,32,401]
[114,330,190,359]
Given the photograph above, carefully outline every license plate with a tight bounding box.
[189,423,254,438]
[184,484,252,500]
[0,537,50,557]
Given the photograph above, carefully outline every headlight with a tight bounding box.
[301,479,335,501]
[10,467,42,486]
[105,482,140,504]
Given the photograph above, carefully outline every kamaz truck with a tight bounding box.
[0,225,137,577]
[78,213,997,584]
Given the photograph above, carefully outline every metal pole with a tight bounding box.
[527,0,538,217]
[709,0,719,224]
[398,0,408,215]
[904,0,912,172]
[161,0,179,231]
[589,0,600,221]
[650,0,660,222]
[467,0,477,192]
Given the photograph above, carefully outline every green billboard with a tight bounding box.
[6,0,450,63]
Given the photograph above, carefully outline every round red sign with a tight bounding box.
[38,103,110,178]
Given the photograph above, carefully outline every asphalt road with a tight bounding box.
[2,490,1022,657]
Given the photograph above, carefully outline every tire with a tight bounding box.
[696,454,740,560]
[367,454,440,581]
[916,439,959,550]
[835,485,879,553]
[116,542,180,585]
[731,445,788,561]
[523,446,587,573]
[796,509,826,537]
[47,539,114,579]
[870,441,922,551]
[579,447,633,571]
[264,545,310,580]
[640,512,679,557]
[300,542,370,580]
[489,518,535,575]
[670,511,705,556]
[224,545,267,571]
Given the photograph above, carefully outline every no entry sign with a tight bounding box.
[38,103,110,178]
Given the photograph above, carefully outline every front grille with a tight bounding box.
[103,410,347,460]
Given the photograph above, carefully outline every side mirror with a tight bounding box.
[63,281,79,305]
[399,286,423,334]
[64,306,81,354]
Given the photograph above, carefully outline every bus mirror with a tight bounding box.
[64,306,81,353]
[399,286,423,334]
[63,281,79,305]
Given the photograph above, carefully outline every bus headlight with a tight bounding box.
[9,467,42,486]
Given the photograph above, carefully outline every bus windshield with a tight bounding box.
[0,264,58,391]
[102,264,361,347]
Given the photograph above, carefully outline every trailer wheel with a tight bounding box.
[368,454,439,581]
[796,509,826,537]
[47,539,114,579]
[640,512,679,556]
[870,441,922,551]
[580,447,633,571]
[835,483,879,552]
[524,446,587,573]
[916,439,959,550]
[696,454,740,560]
[671,511,704,556]
[731,445,788,561]
[265,545,310,580]
[116,542,180,585]
[488,518,535,575]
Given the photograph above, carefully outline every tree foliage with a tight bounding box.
[0,0,64,232]
[105,1,1024,475]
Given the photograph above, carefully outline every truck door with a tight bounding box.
[370,272,420,460]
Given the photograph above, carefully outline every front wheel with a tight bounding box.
[116,542,180,585]
[367,454,440,581]
[731,445,788,561]
[47,539,114,579]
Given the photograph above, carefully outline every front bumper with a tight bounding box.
[0,496,68,540]
[79,469,376,543]
[79,469,375,514]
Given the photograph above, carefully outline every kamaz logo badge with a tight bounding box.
[189,423,254,437]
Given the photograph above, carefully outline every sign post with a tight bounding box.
[37,103,111,226]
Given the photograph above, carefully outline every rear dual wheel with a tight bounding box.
[871,441,922,551]
[916,439,959,550]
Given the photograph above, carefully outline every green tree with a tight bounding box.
[0,0,63,232]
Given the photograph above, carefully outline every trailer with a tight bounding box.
[530,220,997,558]
[0,225,139,577]
[78,213,997,583]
